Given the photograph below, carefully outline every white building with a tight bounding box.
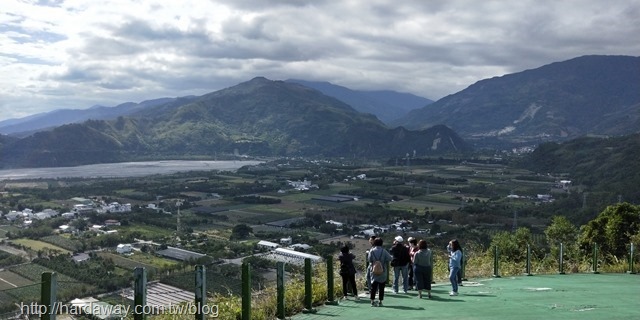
[257,240,280,251]
[274,248,322,264]
[116,244,132,254]
[280,237,292,245]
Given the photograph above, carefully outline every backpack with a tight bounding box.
[371,250,384,276]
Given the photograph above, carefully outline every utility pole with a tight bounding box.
[176,200,183,236]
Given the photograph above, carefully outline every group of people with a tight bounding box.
[337,235,463,307]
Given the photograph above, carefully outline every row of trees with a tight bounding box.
[490,202,640,263]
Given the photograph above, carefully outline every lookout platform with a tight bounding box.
[293,273,640,320]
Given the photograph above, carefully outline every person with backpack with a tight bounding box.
[389,236,411,294]
[368,237,392,307]
[338,245,358,300]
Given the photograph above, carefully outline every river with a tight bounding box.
[0,160,263,180]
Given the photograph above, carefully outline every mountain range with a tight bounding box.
[1,54,639,168]
[0,78,467,168]
[394,55,640,148]
[0,81,429,136]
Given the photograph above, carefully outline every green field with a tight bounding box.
[7,263,94,302]
[125,252,179,269]
[97,252,159,271]
[113,223,174,238]
[388,199,461,212]
[0,270,33,290]
[0,226,20,238]
[11,238,71,254]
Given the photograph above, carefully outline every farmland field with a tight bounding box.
[7,263,95,302]
[11,238,71,254]
[97,252,158,271]
[40,235,82,252]
[124,252,178,269]
[0,270,33,290]
[387,199,461,212]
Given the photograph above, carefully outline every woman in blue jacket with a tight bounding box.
[448,239,462,296]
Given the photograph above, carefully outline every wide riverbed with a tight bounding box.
[0,160,263,180]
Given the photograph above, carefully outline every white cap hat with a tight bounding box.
[394,236,404,242]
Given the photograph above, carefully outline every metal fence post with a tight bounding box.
[559,243,565,274]
[302,258,316,313]
[241,262,251,320]
[276,262,285,319]
[195,265,206,320]
[430,251,435,283]
[364,252,370,291]
[628,243,636,274]
[326,256,337,305]
[133,267,147,320]
[460,250,467,281]
[592,243,600,274]
[41,272,57,320]
[493,245,501,278]
[525,244,532,276]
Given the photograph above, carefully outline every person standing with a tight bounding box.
[389,236,411,294]
[457,243,464,286]
[412,240,433,299]
[448,239,463,296]
[338,245,358,300]
[368,237,392,307]
[407,237,419,290]
[364,235,377,293]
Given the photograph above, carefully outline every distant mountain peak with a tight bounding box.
[394,55,640,148]
[285,79,433,123]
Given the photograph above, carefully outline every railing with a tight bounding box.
[26,242,639,319]
[490,242,637,277]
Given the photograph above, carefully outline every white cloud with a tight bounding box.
[1,0,639,121]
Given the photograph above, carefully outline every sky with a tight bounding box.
[1,0,639,122]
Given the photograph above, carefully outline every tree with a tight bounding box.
[230,224,253,240]
[545,216,578,259]
[489,227,533,262]
[579,202,640,260]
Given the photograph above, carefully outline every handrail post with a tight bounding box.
[460,250,467,281]
[430,251,435,283]
[326,256,338,305]
[492,245,501,278]
[133,267,147,320]
[525,244,532,276]
[592,243,599,274]
[558,243,565,274]
[41,272,57,320]
[276,262,285,319]
[302,258,316,313]
[364,252,370,291]
[194,265,206,320]
[628,243,637,274]
[241,262,251,320]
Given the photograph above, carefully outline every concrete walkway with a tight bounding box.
[293,273,640,320]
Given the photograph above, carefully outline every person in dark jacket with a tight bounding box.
[389,236,411,293]
[338,245,358,299]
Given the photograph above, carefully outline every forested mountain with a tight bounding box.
[395,55,640,148]
[0,98,178,137]
[286,79,433,123]
[520,133,640,202]
[0,77,469,168]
